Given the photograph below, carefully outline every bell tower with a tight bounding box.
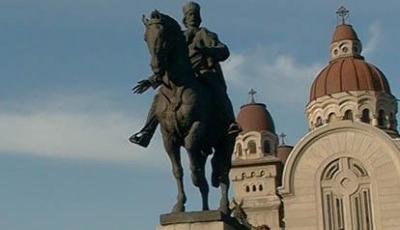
[230,90,288,229]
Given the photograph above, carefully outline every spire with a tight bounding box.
[336,6,349,25]
[249,88,257,103]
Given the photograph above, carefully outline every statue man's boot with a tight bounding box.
[129,118,158,147]
[227,122,241,136]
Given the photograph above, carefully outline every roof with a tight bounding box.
[332,24,360,42]
[310,57,391,101]
[236,103,276,134]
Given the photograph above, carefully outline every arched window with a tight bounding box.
[321,157,373,230]
[378,109,385,127]
[259,184,263,191]
[327,113,336,123]
[263,140,271,154]
[252,185,257,192]
[236,143,243,156]
[246,186,250,193]
[361,109,370,123]
[316,117,323,127]
[248,141,257,154]
[343,110,353,120]
[389,113,395,129]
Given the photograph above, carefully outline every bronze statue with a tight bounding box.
[130,3,238,215]
[130,1,239,148]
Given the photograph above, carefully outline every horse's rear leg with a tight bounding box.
[185,122,209,211]
[163,135,186,213]
[193,153,209,211]
[212,136,235,215]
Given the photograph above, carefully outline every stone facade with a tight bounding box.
[231,9,400,230]
[279,122,400,229]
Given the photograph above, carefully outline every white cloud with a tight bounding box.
[0,95,165,166]
[363,21,381,57]
[222,48,323,105]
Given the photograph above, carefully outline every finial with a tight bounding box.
[336,6,349,25]
[279,132,287,145]
[248,88,257,103]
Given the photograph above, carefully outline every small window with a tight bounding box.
[389,113,395,129]
[252,185,257,192]
[259,184,263,191]
[361,109,370,123]
[236,144,243,156]
[316,117,323,127]
[343,110,353,120]
[263,140,271,153]
[327,113,336,123]
[378,109,385,126]
[248,141,257,154]
[246,186,250,193]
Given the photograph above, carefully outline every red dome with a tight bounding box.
[236,103,275,134]
[332,24,359,42]
[310,57,391,101]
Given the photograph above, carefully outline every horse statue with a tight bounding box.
[132,10,236,214]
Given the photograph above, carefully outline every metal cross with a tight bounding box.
[336,6,349,25]
[279,132,287,145]
[249,88,257,103]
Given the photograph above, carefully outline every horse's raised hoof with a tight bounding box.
[129,131,151,147]
[172,203,185,213]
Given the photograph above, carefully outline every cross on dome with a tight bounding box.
[279,133,287,145]
[249,88,257,103]
[336,6,350,25]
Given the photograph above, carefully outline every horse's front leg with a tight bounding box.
[163,134,186,212]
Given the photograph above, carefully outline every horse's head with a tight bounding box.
[142,10,183,77]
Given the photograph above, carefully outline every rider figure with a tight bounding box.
[130,2,239,147]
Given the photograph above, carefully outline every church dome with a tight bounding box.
[237,103,275,134]
[306,10,397,134]
[309,57,391,101]
[309,23,391,102]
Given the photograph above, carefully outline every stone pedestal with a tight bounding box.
[157,211,246,230]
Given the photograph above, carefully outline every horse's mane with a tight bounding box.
[149,10,182,35]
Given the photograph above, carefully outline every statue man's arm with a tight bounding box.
[199,28,230,62]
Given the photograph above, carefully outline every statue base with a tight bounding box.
[158,210,247,230]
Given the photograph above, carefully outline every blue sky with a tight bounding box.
[1,1,399,229]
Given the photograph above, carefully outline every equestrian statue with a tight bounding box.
[129,2,240,215]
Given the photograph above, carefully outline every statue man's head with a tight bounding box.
[182,1,202,28]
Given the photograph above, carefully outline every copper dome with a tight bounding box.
[332,24,360,42]
[310,57,391,101]
[236,103,276,134]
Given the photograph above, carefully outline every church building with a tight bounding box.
[231,7,400,230]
